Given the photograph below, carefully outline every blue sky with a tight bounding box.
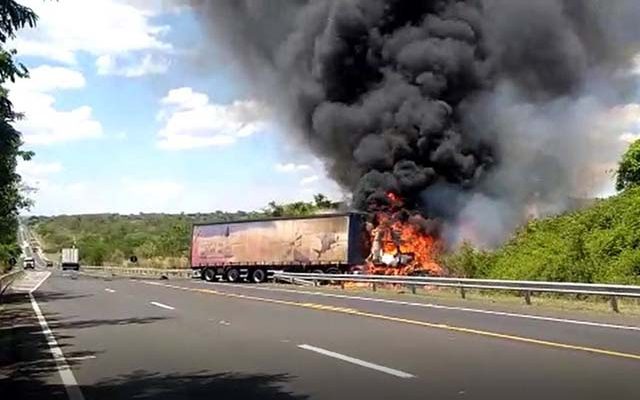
[11,0,343,215]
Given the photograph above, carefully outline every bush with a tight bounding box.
[445,187,640,284]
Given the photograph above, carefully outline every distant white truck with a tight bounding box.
[61,248,80,271]
[24,257,35,270]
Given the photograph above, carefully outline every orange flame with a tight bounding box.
[366,192,443,276]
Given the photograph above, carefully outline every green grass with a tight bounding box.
[442,187,640,284]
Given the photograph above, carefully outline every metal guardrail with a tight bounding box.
[272,272,640,312]
[0,270,25,297]
[81,266,193,279]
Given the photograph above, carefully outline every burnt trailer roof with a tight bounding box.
[192,211,367,227]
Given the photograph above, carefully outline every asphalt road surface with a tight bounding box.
[2,270,640,400]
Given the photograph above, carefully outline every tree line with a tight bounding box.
[30,195,341,266]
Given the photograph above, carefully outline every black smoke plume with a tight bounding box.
[183,0,640,247]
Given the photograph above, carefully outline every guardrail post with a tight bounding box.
[313,279,318,287]
[410,284,416,295]
[460,286,466,299]
[610,296,619,313]
[372,282,377,292]
[340,281,345,290]
[524,291,531,305]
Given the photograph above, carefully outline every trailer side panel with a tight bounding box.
[191,215,353,268]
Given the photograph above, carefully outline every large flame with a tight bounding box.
[366,193,443,276]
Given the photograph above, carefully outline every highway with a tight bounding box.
[2,270,640,400]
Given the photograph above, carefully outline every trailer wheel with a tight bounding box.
[312,269,329,285]
[225,268,241,283]
[203,268,217,282]
[327,267,340,274]
[250,269,267,284]
[326,267,340,285]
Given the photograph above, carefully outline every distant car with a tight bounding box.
[24,257,35,269]
[46,261,53,268]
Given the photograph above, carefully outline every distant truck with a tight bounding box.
[24,257,35,270]
[61,248,80,271]
[190,213,367,283]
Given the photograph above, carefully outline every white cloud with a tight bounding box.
[96,53,170,77]
[275,163,312,173]
[161,87,209,110]
[300,175,320,185]
[13,0,173,77]
[8,66,103,145]
[17,160,63,182]
[16,65,86,92]
[157,87,271,150]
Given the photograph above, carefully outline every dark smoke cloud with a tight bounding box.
[181,0,640,247]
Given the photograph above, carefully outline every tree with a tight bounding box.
[0,1,38,269]
[616,140,640,191]
[313,193,340,210]
[265,201,284,217]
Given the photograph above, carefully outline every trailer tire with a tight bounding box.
[326,267,340,274]
[225,268,241,283]
[312,269,329,285]
[250,269,267,284]
[203,268,217,282]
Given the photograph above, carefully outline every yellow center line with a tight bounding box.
[141,281,640,362]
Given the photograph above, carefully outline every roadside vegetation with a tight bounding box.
[443,141,640,285]
[0,2,39,273]
[29,195,341,267]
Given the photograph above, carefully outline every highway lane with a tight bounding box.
[3,271,640,399]
[165,279,640,356]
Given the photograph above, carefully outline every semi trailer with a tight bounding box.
[190,213,367,283]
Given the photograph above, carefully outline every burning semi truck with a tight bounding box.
[190,208,443,283]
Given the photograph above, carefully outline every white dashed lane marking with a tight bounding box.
[298,344,415,378]
[150,301,175,310]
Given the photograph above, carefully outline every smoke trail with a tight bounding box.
[182,0,640,247]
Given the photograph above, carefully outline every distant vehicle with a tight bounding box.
[61,248,80,271]
[191,213,367,283]
[45,261,54,268]
[24,257,35,270]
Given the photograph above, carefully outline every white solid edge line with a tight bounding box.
[150,301,175,310]
[29,293,85,400]
[29,271,52,294]
[298,344,414,378]
[201,281,640,332]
